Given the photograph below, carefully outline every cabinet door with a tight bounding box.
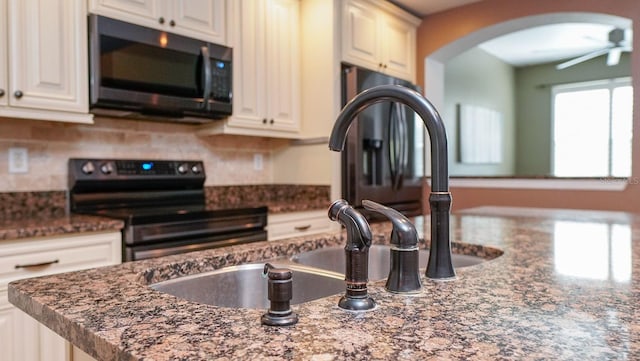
[12,308,70,361]
[89,0,163,28]
[342,0,380,70]
[229,0,267,129]
[268,210,332,241]
[8,0,88,113]
[379,13,415,81]
[201,0,300,137]
[1,289,70,361]
[0,232,120,361]
[0,0,7,107]
[170,0,227,45]
[0,291,16,361]
[265,0,300,132]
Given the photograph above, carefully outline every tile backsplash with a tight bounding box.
[0,117,289,192]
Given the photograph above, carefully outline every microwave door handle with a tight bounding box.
[200,46,212,110]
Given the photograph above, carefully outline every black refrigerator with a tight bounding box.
[340,64,425,219]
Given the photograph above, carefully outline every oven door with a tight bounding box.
[123,209,268,261]
[125,229,267,261]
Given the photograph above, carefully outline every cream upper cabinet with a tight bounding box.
[0,0,7,107]
[89,0,228,44]
[341,0,420,82]
[198,0,301,138]
[0,231,121,361]
[0,0,92,123]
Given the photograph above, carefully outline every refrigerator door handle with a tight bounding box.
[397,106,409,189]
[388,102,397,188]
[389,102,404,190]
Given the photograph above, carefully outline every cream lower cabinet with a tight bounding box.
[198,0,301,138]
[341,0,420,82]
[0,0,92,123]
[268,210,332,241]
[0,231,121,361]
[89,0,228,45]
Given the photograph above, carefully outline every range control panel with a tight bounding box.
[69,158,205,183]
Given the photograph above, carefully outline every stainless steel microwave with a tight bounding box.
[88,15,232,123]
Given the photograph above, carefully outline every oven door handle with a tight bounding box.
[134,221,265,244]
[200,45,212,110]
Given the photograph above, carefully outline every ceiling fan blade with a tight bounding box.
[607,47,622,66]
[556,47,611,70]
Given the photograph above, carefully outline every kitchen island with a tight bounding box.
[8,207,638,360]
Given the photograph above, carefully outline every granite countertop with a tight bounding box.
[8,207,639,360]
[0,203,322,241]
[0,184,330,241]
[0,214,124,241]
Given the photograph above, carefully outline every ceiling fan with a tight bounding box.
[556,28,632,70]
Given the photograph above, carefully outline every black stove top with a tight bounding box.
[86,204,268,226]
[69,158,207,212]
[68,158,269,224]
[68,158,269,261]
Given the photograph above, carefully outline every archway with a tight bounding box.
[424,12,632,110]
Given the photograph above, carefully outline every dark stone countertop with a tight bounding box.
[0,214,124,241]
[8,207,639,360]
[0,203,322,242]
[0,184,330,241]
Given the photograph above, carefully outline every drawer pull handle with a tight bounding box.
[15,259,59,269]
[294,224,311,231]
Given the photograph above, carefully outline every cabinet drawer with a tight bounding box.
[0,231,121,288]
[268,210,332,241]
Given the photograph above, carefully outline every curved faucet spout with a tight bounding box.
[329,84,455,280]
[329,84,448,192]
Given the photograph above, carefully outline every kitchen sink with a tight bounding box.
[290,244,486,281]
[151,263,344,309]
[151,245,489,309]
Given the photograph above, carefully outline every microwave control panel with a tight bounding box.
[211,60,231,101]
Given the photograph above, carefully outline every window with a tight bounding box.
[552,78,632,177]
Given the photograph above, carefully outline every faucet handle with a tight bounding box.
[362,200,418,249]
[363,200,422,293]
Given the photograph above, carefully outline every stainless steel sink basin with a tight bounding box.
[151,263,344,309]
[290,244,486,281]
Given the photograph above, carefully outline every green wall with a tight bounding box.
[444,47,516,176]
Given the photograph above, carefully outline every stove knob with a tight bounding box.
[81,161,95,175]
[191,163,203,174]
[177,163,189,174]
[100,162,114,175]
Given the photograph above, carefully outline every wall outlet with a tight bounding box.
[9,147,29,173]
[253,153,263,171]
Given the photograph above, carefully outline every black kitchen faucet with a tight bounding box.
[328,84,456,280]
